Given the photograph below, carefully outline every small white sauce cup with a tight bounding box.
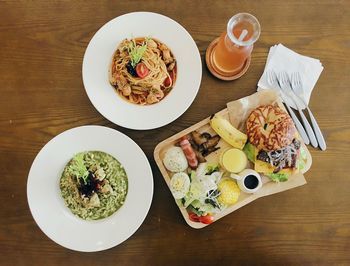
[230,169,262,193]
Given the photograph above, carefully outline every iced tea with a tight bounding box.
[212,13,260,74]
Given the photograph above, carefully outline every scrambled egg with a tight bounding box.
[217,178,240,206]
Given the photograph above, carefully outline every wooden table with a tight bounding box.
[1,0,349,265]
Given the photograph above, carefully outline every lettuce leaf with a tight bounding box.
[298,147,307,171]
[187,205,205,216]
[183,172,203,207]
[190,200,214,215]
[267,172,289,182]
[243,142,256,163]
[206,163,220,175]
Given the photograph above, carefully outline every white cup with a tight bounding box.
[230,169,262,193]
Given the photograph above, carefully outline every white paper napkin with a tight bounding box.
[257,44,324,109]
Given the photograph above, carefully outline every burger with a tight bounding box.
[243,104,307,182]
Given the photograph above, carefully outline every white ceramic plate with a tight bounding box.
[82,12,202,130]
[27,126,153,252]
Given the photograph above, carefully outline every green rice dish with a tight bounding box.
[60,151,128,220]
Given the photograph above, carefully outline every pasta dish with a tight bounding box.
[109,37,177,105]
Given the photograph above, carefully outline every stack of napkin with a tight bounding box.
[257,44,324,109]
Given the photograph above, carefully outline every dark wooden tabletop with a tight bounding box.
[1,0,349,265]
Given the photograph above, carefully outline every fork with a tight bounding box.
[291,72,326,151]
[266,70,310,145]
[278,72,318,148]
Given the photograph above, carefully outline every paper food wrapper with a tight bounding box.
[226,89,307,198]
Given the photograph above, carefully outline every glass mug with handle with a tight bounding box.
[212,13,261,75]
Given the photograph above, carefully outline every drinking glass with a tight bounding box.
[212,13,261,74]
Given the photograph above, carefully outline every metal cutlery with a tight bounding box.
[266,70,310,145]
[290,72,327,151]
[278,72,318,148]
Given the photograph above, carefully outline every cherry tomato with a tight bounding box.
[136,63,149,78]
[163,70,175,87]
[199,214,214,224]
[188,212,200,222]
[163,77,171,87]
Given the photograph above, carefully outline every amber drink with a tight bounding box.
[212,13,261,75]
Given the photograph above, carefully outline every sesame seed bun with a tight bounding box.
[246,104,296,151]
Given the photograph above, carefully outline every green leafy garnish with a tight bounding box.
[128,38,149,67]
[68,153,89,184]
[243,142,256,163]
[187,205,205,216]
[206,163,220,175]
[267,172,289,182]
[298,147,307,171]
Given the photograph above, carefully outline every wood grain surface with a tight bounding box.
[0,0,349,265]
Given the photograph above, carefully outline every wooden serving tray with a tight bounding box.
[154,104,312,229]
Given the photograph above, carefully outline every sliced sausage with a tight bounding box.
[179,137,198,169]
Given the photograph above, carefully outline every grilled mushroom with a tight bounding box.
[191,131,207,145]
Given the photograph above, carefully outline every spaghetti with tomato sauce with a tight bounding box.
[109,37,177,105]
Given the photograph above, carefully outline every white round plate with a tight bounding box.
[82,12,202,130]
[27,126,153,252]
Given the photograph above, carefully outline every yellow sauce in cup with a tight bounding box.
[220,148,247,173]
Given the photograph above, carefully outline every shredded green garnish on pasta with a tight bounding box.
[67,153,89,184]
[60,151,128,220]
[128,38,149,67]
